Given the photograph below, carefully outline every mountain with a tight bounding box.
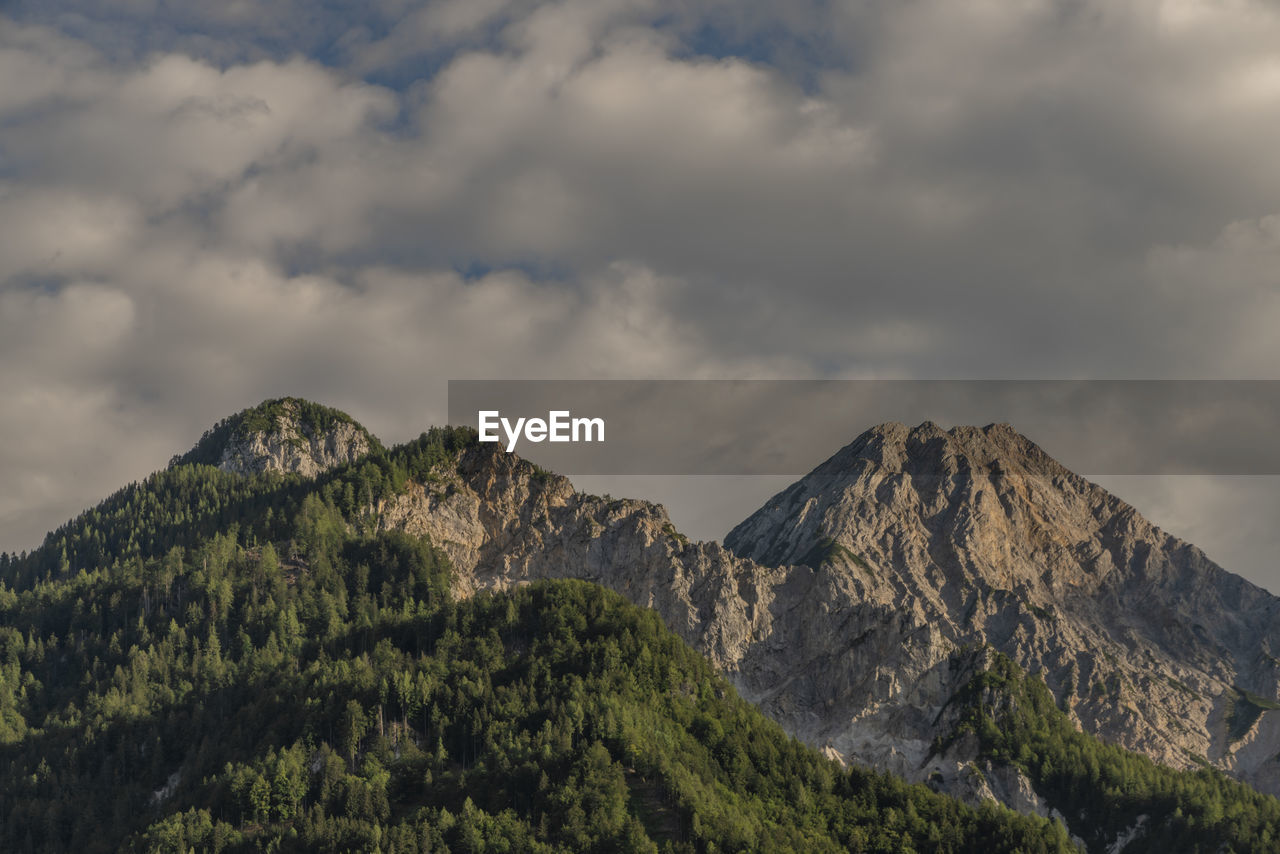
[5,404,1280,851]
[366,424,1280,786]
[724,422,1280,793]
[353,418,1280,847]
[0,412,1073,853]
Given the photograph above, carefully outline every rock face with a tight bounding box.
[375,422,1280,809]
[376,446,782,673]
[725,422,1280,792]
[215,415,371,478]
[173,397,376,477]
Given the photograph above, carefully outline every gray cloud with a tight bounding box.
[0,2,1278,591]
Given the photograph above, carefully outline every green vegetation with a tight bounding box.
[798,536,870,574]
[661,523,689,547]
[0,433,1075,853]
[938,653,1280,852]
[0,425,475,591]
[1227,687,1280,743]
[5,410,1279,852]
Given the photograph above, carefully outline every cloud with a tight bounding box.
[0,230,789,551]
[1145,214,1280,375]
[2,52,396,213]
[2,2,1280,586]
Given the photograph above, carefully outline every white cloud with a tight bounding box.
[3,46,396,212]
[4,2,1280,571]
[0,188,141,278]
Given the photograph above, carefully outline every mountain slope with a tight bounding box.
[724,421,1280,792]
[0,445,1074,851]
[7,405,1280,851]
[359,420,1280,811]
[933,649,1280,852]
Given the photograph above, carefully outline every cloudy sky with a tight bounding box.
[1,1,1278,587]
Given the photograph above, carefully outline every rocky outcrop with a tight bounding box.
[375,446,783,672]
[373,423,1280,814]
[173,397,376,477]
[216,416,371,477]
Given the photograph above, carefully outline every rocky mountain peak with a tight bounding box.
[719,421,1280,795]
[726,421,1088,570]
[170,397,379,477]
[812,420,1070,483]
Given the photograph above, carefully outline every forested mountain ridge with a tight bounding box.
[0,411,1075,852]
[3,401,1280,851]
[933,649,1280,852]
